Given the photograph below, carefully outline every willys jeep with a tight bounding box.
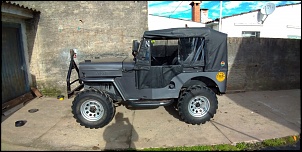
[66,27,228,129]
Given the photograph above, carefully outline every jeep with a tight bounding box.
[66,27,228,129]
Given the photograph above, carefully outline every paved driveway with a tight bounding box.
[1,89,300,150]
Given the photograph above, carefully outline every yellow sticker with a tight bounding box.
[216,72,226,82]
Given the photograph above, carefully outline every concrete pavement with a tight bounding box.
[1,89,300,150]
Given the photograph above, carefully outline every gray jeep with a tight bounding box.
[66,27,228,129]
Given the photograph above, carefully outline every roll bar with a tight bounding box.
[66,49,84,99]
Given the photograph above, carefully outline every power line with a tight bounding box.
[169,1,183,18]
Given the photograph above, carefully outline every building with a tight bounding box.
[206,2,301,39]
[1,1,148,109]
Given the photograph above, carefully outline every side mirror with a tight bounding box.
[132,40,140,57]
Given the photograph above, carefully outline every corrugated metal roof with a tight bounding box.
[206,2,301,24]
[2,1,40,13]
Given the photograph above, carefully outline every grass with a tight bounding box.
[140,135,300,151]
[113,135,300,151]
[40,87,62,97]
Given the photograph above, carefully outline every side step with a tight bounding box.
[125,99,174,109]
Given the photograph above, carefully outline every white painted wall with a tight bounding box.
[208,3,301,39]
[148,14,205,30]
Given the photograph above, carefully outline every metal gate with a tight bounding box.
[2,22,30,104]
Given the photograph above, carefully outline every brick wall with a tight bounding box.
[13,1,148,96]
[227,37,300,91]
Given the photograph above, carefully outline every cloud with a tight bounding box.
[200,1,212,7]
[246,1,298,10]
[211,12,220,19]
[211,4,220,11]
[173,13,191,20]
[247,1,270,10]
[224,1,246,10]
[148,1,301,20]
[284,1,301,4]
[148,1,167,6]
[148,1,192,17]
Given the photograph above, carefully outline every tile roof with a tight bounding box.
[2,1,40,13]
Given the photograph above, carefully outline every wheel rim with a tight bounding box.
[188,96,210,117]
[80,99,104,121]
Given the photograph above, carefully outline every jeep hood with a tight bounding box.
[79,57,134,71]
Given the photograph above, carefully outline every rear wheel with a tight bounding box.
[71,89,115,129]
[178,85,218,125]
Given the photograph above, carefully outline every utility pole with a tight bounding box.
[219,1,222,32]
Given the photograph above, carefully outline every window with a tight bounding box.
[178,37,205,67]
[242,31,260,38]
[150,39,178,66]
[287,35,301,39]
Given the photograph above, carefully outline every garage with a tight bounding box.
[1,1,40,113]
[2,22,30,103]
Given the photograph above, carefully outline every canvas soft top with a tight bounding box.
[143,27,226,41]
[143,27,228,72]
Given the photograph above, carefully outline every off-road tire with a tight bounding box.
[178,85,218,125]
[72,89,115,129]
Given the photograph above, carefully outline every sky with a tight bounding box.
[148,1,301,20]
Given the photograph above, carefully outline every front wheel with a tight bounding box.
[178,85,218,125]
[71,89,115,129]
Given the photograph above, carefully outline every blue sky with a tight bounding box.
[148,1,301,20]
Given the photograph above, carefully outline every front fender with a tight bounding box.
[80,77,126,101]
